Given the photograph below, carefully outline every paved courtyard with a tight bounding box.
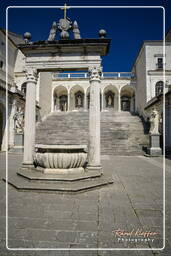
[0,152,171,256]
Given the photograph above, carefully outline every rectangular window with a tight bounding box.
[157,58,163,69]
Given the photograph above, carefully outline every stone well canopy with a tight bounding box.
[17,38,111,71]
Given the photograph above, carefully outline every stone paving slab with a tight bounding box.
[0,152,171,255]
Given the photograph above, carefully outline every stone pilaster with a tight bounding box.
[23,68,37,166]
[86,66,102,172]
[118,91,121,111]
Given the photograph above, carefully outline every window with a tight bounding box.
[0,60,3,69]
[157,58,163,69]
[21,83,27,94]
[155,81,163,96]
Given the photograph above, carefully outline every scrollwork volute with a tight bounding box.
[88,66,102,82]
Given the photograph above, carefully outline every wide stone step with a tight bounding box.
[36,111,149,155]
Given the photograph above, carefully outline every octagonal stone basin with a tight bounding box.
[34,144,87,174]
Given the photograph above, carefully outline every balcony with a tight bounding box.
[52,72,134,80]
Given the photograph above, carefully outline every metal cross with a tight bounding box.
[61,3,70,19]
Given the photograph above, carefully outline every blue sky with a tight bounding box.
[0,0,171,72]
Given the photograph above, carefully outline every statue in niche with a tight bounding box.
[64,102,67,112]
[108,95,112,106]
[77,95,82,106]
[149,109,160,134]
[14,107,24,134]
[48,21,57,41]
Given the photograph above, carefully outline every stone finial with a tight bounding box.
[88,66,102,81]
[23,32,31,44]
[73,21,81,39]
[48,21,57,41]
[99,29,107,38]
[149,109,160,135]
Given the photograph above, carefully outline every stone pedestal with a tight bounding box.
[23,69,37,167]
[147,133,162,156]
[10,133,24,153]
[86,66,102,173]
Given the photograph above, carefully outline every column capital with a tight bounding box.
[88,66,102,82]
[26,68,38,83]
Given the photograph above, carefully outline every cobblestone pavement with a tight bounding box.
[0,152,171,256]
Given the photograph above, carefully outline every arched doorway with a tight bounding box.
[120,85,135,112]
[121,96,131,111]
[53,86,68,111]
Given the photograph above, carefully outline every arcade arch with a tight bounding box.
[120,85,135,112]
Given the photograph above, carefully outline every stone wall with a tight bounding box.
[39,72,52,120]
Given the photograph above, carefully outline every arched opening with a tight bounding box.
[70,85,85,111]
[155,81,163,96]
[53,86,68,111]
[121,96,131,111]
[75,91,84,109]
[120,85,135,112]
[21,82,27,95]
[105,91,114,108]
[103,85,119,111]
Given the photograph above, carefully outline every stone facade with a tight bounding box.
[0,25,171,155]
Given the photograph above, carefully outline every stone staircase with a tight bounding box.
[36,111,149,155]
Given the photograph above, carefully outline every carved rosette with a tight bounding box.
[34,152,87,169]
[88,66,102,82]
[26,68,38,83]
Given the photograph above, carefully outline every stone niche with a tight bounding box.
[34,144,87,174]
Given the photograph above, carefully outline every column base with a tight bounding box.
[22,162,35,169]
[85,165,103,174]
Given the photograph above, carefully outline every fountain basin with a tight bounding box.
[34,144,87,174]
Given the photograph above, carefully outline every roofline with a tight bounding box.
[130,40,171,71]
[0,28,17,48]
[0,28,23,48]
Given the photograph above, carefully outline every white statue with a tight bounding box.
[149,109,160,135]
[108,95,112,106]
[14,107,24,134]
[77,95,82,106]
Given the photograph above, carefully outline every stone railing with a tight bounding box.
[52,72,134,80]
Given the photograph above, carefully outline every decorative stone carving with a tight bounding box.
[34,152,87,169]
[88,66,102,82]
[34,145,87,174]
[48,21,57,41]
[58,18,72,39]
[149,109,160,134]
[13,107,24,134]
[25,68,38,84]
[73,21,81,39]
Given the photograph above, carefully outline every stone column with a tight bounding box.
[68,92,70,111]
[118,91,121,111]
[86,66,102,172]
[23,69,37,166]
[101,92,104,111]
[84,92,87,111]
